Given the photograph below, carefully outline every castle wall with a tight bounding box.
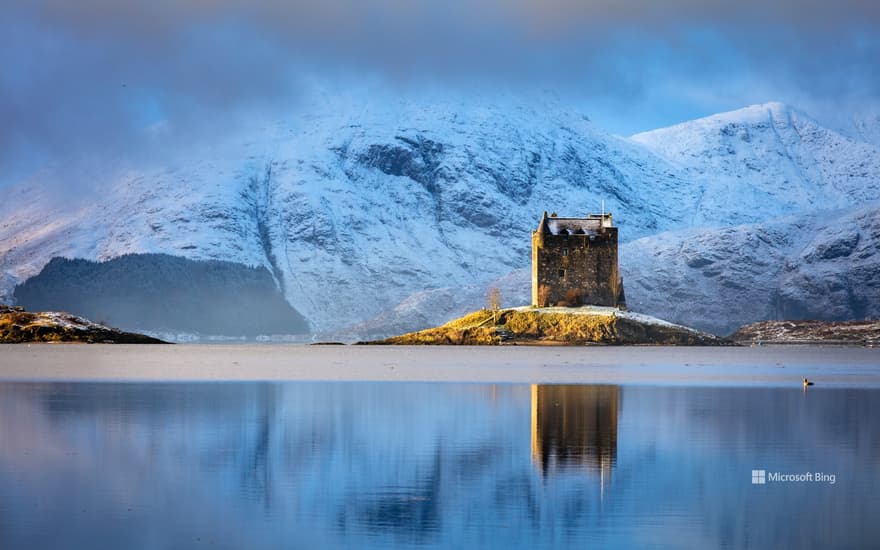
[531,227,620,307]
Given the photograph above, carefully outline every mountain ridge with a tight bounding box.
[1,95,877,336]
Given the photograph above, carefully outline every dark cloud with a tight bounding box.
[2,1,879,184]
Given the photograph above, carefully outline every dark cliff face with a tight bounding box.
[13,254,309,337]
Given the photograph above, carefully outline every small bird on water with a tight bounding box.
[803,378,814,387]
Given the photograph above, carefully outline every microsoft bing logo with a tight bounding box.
[752,470,766,484]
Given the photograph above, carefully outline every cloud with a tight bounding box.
[2,0,879,183]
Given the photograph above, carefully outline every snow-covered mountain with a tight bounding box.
[340,102,880,338]
[631,102,880,227]
[1,95,878,336]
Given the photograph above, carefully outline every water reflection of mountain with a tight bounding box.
[530,385,619,477]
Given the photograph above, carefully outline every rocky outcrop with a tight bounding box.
[0,305,166,344]
[731,320,880,345]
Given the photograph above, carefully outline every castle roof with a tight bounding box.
[537,212,613,235]
[547,218,603,235]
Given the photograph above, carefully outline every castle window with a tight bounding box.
[558,269,566,279]
[562,248,568,257]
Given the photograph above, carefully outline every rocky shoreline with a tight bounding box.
[731,320,879,346]
[1,305,167,344]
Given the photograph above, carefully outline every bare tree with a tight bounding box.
[487,286,501,324]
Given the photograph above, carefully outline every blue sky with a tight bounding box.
[2,1,878,184]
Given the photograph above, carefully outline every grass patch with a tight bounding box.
[365,307,726,346]
[500,310,617,343]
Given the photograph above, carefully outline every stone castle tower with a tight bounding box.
[531,211,626,308]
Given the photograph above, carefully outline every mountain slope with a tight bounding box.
[632,102,880,227]
[624,203,880,335]
[1,96,878,335]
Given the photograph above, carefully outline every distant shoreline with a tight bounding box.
[731,320,879,346]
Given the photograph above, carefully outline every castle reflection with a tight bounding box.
[530,384,619,477]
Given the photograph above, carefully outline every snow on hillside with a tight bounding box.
[632,102,880,227]
[624,203,880,335]
[1,94,878,335]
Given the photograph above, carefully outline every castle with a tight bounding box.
[531,211,626,308]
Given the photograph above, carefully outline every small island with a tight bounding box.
[367,212,727,346]
[365,306,727,346]
[0,305,166,344]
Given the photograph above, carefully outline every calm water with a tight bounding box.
[0,381,878,549]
